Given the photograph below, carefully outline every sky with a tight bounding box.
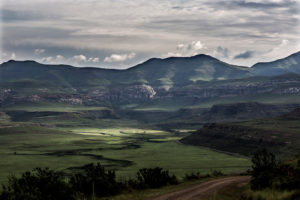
[0,0,300,69]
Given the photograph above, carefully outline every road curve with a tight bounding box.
[148,176,251,200]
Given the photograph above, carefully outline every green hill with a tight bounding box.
[0,54,252,91]
[251,51,300,76]
[180,108,300,157]
[1,52,300,109]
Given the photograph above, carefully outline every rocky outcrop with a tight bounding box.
[1,74,300,107]
[157,77,300,100]
[106,84,156,102]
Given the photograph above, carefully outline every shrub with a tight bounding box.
[212,170,223,177]
[277,159,300,190]
[0,168,74,200]
[184,172,202,180]
[70,163,123,198]
[136,167,178,188]
[250,149,277,190]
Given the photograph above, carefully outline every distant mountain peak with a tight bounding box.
[251,50,300,76]
[251,51,300,68]
[1,60,39,66]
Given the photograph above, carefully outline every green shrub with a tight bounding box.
[250,149,277,190]
[70,163,123,198]
[277,159,300,190]
[0,164,181,199]
[184,172,202,180]
[0,168,74,200]
[136,167,178,188]
[212,170,223,177]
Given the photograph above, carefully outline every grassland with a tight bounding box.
[1,102,109,112]
[0,105,251,185]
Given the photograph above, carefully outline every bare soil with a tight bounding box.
[148,176,251,200]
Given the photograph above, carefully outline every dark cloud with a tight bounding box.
[1,9,38,21]
[1,8,59,22]
[208,0,298,12]
[1,0,299,67]
[216,46,230,58]
[233,0,296,9]
[234,51,255,59]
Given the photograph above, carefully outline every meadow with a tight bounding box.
[0,104,251,184]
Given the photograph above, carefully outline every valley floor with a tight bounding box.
[0,105,251,184]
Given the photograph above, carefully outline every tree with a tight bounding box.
[0,168,74,200]
[70,163,122,198]
[250,149,277,190]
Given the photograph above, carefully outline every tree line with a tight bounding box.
[0,164,178,200]
[1,149,299,200]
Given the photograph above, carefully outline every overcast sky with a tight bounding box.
[1,0,300,68]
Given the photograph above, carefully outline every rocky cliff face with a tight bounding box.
[156,75,300,100]
[0,84,157,106]
[1,73,300,107]
[106,84,156,102]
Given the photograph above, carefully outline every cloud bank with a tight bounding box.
[1,0,299,68]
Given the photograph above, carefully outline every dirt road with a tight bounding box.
[148,176,251,200]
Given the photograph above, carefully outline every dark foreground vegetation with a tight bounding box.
[0,163,226,200]
[0,164,179,200]
[1,150,299,200]
[243,149,300,200]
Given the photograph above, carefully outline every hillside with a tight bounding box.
[124,54,251,89]
[0,54,251,90]
[0,60,118,90]
[180,108,300,157]
[251,51,300,76]
[198,102,298,122]
[1,52,300,109]
[1,51,299,89]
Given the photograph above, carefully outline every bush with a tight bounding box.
[136,167,178,188]
[250,149,277,190]
[70,163,123,198]
[212,170,223,177]
[184,172,202,180]
[277,159,300,190]
[0,168,74,200]
[0,164,181,199]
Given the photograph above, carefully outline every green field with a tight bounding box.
[0,115,251,184]
[1,102,110,112]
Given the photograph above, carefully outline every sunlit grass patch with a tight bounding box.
[149,137,182,142]
[70,128,168,137]
[173,129,196,133]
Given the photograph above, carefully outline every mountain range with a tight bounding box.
[0,51,299,109]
